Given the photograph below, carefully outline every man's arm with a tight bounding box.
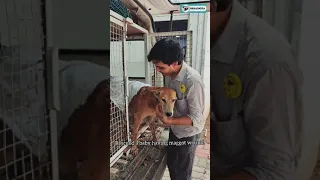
[220,66,302,180]
[164,116,193,125]
[159,80,205,128]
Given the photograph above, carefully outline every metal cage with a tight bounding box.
[0,0,52,179]
[110,11,130,166]
[145,31,192,87]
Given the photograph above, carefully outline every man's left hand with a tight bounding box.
[155,104,169,124]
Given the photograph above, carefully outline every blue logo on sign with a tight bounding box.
[180,4,207,13]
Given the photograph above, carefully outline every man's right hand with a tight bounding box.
[155,104,170,124]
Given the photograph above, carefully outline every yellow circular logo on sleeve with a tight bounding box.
[223,73,242,99]
[180,84,186,93]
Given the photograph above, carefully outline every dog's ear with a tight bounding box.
[149,89,162,99]
[152,91,161,99]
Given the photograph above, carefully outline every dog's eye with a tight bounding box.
[172,99,176,102]
[162,99,166,103]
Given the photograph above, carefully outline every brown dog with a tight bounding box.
[129,86,177,156]
[58,79,110,180]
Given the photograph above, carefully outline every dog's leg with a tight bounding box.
[150,120,161,149]
[150,120,158,142]
[131,113,142,157]
[154,117,169,128]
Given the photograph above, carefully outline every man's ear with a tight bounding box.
[170,62,178,67]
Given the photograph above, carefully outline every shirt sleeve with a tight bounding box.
[242,65,302,180]
[185,80,206,131]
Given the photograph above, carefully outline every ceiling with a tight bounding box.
[169,0,210,4]
[136,0,210,15]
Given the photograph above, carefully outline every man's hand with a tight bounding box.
[155,104,193,126]
[155,104,169,124]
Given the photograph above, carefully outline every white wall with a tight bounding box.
[295,0,320,179]
[188,13,207,73]
[187,13,210,119]
[110,40,146,78]
[126,41,145,77]
[52,0,109,49]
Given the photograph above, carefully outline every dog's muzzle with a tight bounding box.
[165,112,173,117]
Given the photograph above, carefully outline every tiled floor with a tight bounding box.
[161,143,210,180]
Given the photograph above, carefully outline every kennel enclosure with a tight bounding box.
[110,10,131,167]
[0,0,56,179]
[109,1,195,168]
[109,11,196,177]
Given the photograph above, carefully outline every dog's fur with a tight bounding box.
[129,86,177,156]
[58,79,110,180]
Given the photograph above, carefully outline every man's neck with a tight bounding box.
[170,64,182,80]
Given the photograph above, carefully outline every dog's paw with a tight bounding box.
[131,146,138,157]
[132,150,138,157]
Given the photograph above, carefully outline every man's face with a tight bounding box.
[151,60,177,77]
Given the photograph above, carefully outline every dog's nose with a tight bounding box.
[165,112,172,117]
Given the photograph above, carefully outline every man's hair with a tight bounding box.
[147,38,184,65]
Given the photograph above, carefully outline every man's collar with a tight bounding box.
[172,61,187,82]
[211,0,248,64]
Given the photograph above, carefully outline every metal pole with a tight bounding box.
[44,0,60,179]
[169,11,174,32]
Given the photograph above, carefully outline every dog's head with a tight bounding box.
[152,87,177,117]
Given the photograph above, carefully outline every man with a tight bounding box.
[211,0,307,180]
[147,38,205,180]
